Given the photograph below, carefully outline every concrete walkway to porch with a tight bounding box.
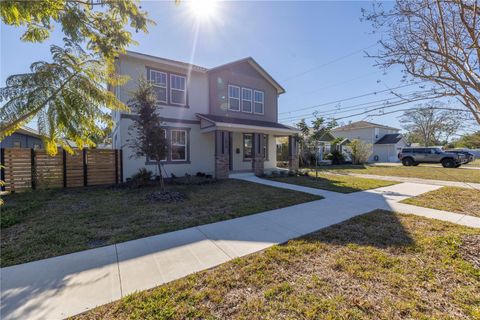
[1,174,479,320]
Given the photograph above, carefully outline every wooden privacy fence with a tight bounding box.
[0,148,123,192]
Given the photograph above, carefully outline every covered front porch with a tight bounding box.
[196,114,299,178]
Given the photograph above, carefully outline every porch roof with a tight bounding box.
[196,113,299,135]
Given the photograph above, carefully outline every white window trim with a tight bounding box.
[228,84,241,112]
[170,129,187,161]
[170,74,187,106]
[253,90,264,115]
[241,87,253,113]
[149,69,167,104]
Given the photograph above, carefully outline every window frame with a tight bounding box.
[170,129,188,162]
[228,85,241,112]
[241,87,253,113]
[169,74,187,106]
[253,90,265,115]
[149,69,168,104]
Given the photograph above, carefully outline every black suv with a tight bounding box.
[398,147,466,168]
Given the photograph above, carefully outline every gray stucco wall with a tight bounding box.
[208,61,278,122]
[1,133,43,149]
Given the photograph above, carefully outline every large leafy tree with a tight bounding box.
[363,0,480,125]
[0,0,151,154]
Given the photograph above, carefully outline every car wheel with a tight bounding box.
[442,159,455,168]
[402,158,413,166]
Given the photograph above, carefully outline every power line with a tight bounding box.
[281,42,379,82]
[278,82,423,115]
[279,90,438,122]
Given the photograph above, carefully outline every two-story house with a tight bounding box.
[331,121,407,162]
[111,51,299,180]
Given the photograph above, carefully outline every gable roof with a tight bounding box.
[375,133,404,145]
[332,121,399,132]
[16,126,43,138]
[124,51,208,73]
[208,57,285,95]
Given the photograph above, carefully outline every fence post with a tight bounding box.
[63,149,67,188]
[31,148,36,190]
[83,149,88,186]
[115,149,119,184]
[119,149,123,183]
[0,148,5,191]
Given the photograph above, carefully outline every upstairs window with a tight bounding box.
[170,74,187,106]
[171,130,187,161]
[228,85,240,111]
[149,70,167,104]
[241,88,253,113]
[254,90,264,114]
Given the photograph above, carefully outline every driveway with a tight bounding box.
[1,174,479,320]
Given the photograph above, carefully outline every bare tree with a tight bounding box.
[400,101,462,146]
[363,0,480,125]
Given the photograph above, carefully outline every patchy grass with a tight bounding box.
[266,172,398,193]
[465,159,480,168]
[402,186,480,217]
[0,180,320,267]
[73,211,480,320]
[314,164,480,183]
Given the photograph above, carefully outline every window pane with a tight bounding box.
[150,70,166,86]
[171,75,186,90]
[171,89,186,105]
[254,91,264,102]
[153,86,167,103]
[172,146,186,160]
[242,101,252,112]
[172,130,186,145]
[244,134,253,159]
[229,86,239,98]
[254,102,263,114]
[230,98,240,110]
[242,88,252,100]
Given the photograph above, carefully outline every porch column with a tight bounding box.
[214,130,230,179]
[288,135,299,171]
[252,133,264,176]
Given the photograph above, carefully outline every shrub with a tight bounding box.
[326,149,345,165]
[130,168,153,187]
[349,139,372,164]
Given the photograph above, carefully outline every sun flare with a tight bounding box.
[188,0,219,21]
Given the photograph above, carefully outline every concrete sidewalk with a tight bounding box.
[2,177,479,320]
[322,171,480,189]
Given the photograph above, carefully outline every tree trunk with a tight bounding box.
[157,162,165,192]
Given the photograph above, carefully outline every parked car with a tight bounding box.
[398,147,467,168]
[445,149,475,163]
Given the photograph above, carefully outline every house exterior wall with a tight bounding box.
[372,140,406,163]
[119,117,215,179]
[1,133,43,149]
[208,61,278,122]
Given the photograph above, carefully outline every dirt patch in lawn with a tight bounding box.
[401,186,480,217]
[74,211,480,320]
[460,234,480,269]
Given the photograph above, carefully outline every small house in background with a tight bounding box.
[0,127,43,149]
[331,121,407,162]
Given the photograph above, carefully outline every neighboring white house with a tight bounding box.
[111,51,299,180]
[331,121,408,162]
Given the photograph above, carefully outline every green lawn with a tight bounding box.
[402,186,480,217]
[313,164,480,183]
[73,211,480,320]
[0,180,320,267]
[266,172,398,193]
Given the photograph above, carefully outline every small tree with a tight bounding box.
[453,131,480,149]
[349,139,372,165]
[128,79,167,191]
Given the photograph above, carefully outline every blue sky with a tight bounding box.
[0,1,465,131]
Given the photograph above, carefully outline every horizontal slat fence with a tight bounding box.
[0,148,122,192]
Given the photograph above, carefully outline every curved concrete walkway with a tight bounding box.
[1,174,479,320]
